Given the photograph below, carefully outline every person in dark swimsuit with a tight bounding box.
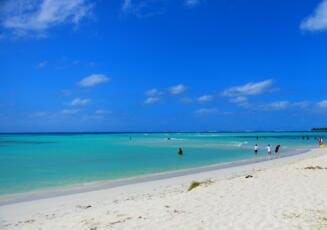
[178,147,183,156]
[275,145,281,157]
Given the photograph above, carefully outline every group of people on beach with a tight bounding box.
[302,136,325,147]
[254,144,280,157]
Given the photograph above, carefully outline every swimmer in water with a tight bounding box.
[178,147,183,156]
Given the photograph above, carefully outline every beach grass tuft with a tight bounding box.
[188,180,213,191]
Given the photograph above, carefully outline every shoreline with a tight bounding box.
[0,147,316,206]
[1,147,326,229]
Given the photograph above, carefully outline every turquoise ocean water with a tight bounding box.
[0,132,325,195]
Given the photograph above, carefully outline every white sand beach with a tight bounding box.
[1,148,327,230]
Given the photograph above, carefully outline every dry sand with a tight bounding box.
[1,148,327,230]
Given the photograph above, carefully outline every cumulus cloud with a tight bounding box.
[259,101,290,111]
[78,74,110,87]
[194,108,220,116]
[300,0,327,31]
[69,97,91,106]
[229,96,248,105]
[317,100,327,108]
[197,95,213,103]
[222,80,274,97]
[145,88,163,97]
[0,0,93,37]
[144,97,160,104]
[292,101,312,109]
[169,84,187,95]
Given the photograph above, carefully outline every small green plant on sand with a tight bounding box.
[188,180,213,191]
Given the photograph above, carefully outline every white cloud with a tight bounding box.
[61,109,79,114]
[145,88,163,97]
[317,100,327,108]
[1,0,93,37]
[78,74,110,87]
[197,95,213,103]
[229,96,249,107]
[169,84,187,95]
[144,97,160,104]
[194,108,220,116]
[300,0,327,31]
[292,101,311,109]
[222,80,274,97]
[259,101,290,111]
[229,96,247,104]
[269,101,290,110]
[95,109,112,115]
[69,97,91,106]
[36,60,48,69]
[184,0,202,8]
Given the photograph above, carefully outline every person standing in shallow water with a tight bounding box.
[275,145,281,157]
[254,144,258,156]
[266,144,272,157]
[178,148,183,156]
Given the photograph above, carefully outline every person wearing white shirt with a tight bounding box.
[254,144,258,156]
[266,144,272,155]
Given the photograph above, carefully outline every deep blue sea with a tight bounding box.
[0,132,324,195]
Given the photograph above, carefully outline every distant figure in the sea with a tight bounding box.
[275,145,281,157]
[302,136,305,140]
[256,136,259,140]
[254,144,258,156]
[266,144,272,156]
[168,137,171,141]
[318,137,324,147]
[178,148,183,156]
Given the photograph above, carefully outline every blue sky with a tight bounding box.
[1,0,327,132]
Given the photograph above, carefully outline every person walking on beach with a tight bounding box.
[266,144,272,157]
[275,145,281,157]
[254,144,259,156]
